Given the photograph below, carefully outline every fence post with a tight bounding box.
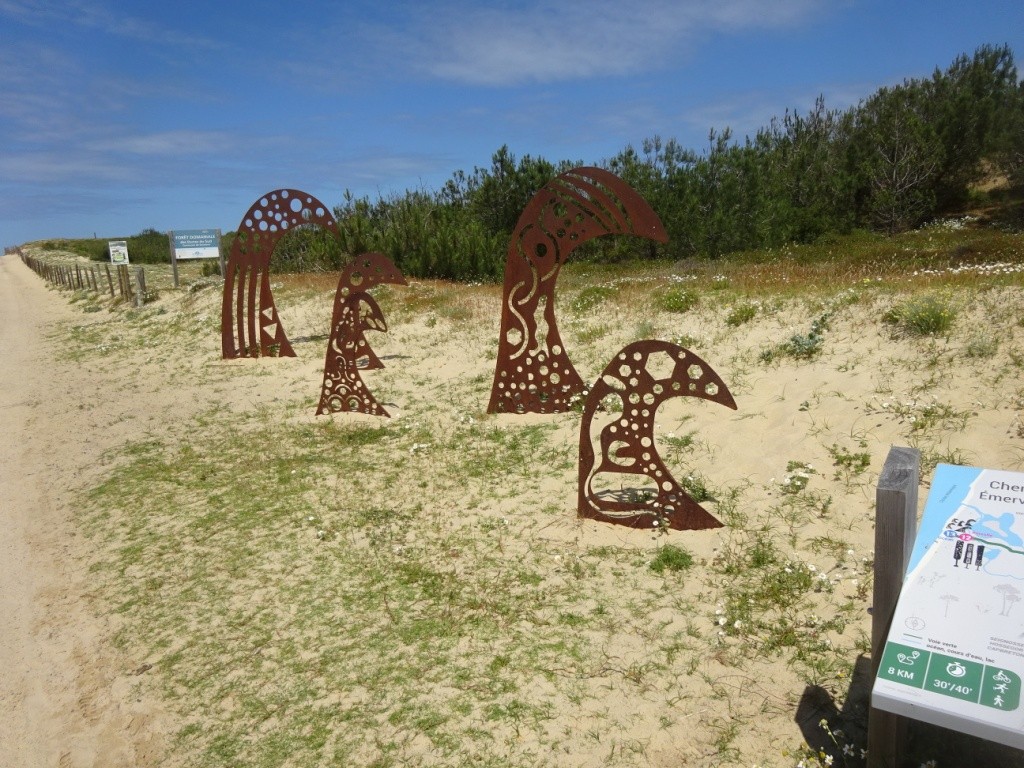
[105,264,115,296]
[216,228,226,277]
[867,445,921,768]
[168,230,180,288]
[134,267,146,307]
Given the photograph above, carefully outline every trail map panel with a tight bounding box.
[872,463,1024,748]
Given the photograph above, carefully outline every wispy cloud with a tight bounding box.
[86,130,242,156]
[0,0,223,49]
[381,0,825,86]
[0,150,137,185]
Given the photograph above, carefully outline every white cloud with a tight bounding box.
[0,0,223,49]
[384,0,825,86]
[0,150,135,184]
[86,130,241,156]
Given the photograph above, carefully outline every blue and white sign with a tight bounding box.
[172,229,220,260]
[873,463,1024,749]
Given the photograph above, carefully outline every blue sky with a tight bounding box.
[2,0,1022,248]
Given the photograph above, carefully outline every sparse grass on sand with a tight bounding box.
[22,216,1024,767]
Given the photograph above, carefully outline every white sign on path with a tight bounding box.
[873,463,1024,748]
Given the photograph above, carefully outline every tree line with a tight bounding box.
[316,44,1021,281]
[70,45,1022,281]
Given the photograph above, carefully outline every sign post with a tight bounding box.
[872,463,1024,750]
[168,228,223,288]
[108,240,129,266]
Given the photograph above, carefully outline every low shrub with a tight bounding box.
[657,286,699,313]
[650,544,694,574]
[726,301,758,326]
[882,294,957,336]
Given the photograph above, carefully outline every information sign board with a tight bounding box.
[872,463,1024,748]
[172,229,220,260]
[108,240,129,265]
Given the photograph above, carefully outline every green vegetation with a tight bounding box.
[827,441,872,483]
[32,45,1022,284]
[15,40,1024,768]
[655,285,699,313]
[24,193,1023,768]
[725,301,758,326]
[40,228,177,265]
[570,284,618,313]
[882,293,958,336]
[649,544,695,573]
[761,312,833,362]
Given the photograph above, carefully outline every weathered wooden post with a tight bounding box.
[134,267,146,307]
[168,230,179,289]
[104,264,115,296]
[868,445,920,768]
[217,228,226,277]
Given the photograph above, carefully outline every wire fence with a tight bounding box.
[11,247,147,307]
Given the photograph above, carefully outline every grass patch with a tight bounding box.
[570,285,618,313]
[655,285,699,313]
[882,293,957,337]
[649,544,694,574]
[30,210,1024,768]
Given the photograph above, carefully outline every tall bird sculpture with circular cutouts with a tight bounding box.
[317,253,407,417]
[487,168,667,414]
[578,341,737,530]
[221,189,338,359]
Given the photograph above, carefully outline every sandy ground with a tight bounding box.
[4,246,1024,767]
[0,253,166,767]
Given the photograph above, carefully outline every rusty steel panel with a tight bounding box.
[578,341,737,531]
[316,253,407,417]
[221,189,339,358]
[487,167,667,414]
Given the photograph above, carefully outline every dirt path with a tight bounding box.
[0,253,164,767]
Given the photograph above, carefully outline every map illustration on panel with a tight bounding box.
[873,464,1024,749]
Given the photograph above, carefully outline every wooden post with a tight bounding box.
[867,445,921,768]
[169,230,179,289]
[105,264,115,296]
[134,267,146,307]
[216,228,226,277]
